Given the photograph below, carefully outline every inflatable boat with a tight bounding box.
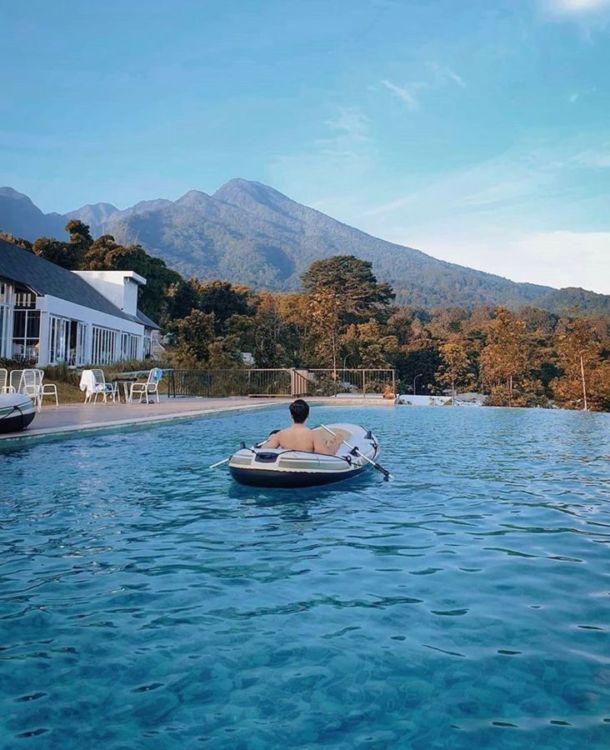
[0,393,36,434]
[228,423,380,488]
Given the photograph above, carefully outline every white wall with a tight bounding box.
[73,271,145,316]
[36,294,145,365]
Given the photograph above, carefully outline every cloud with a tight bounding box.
[544,0,610,14]
[400,230,610,294]
[427,62,466,88]
[381,64,465,112]
[572,148,610,167]
[325,108,370,142]
[380,79,423,111]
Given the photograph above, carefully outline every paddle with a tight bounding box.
[320,424,392,481]
[209,457,230,469]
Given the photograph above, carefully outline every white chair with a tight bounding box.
[129,368,163,404]
[39,371,59,407]
[9,369,24,394]
[20,369,43,411]
[80,369,117,404]
[0,369,15,394]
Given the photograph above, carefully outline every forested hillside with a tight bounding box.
[2,226,609,411]
[2,181,609,314]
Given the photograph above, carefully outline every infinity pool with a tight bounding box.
[1,405,609,749]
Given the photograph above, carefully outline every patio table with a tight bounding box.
[111,377,138,403]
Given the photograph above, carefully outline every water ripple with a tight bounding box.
[1,405,609,749]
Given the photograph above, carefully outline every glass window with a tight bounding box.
[12,309,40,361]
[91,326,118,364]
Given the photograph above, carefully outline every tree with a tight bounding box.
[32,237,80,269]
[192,280,253,333]
[0,233,33,252]
[551,318,601,410]
[168,310,215,363]
[341,320,399,368]
[436,338,471,401]
[479,308,530,406]
[306,287,342,370]
[301,255,394,324]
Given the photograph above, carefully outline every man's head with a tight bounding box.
[289,398,310,424]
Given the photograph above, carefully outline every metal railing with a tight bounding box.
[166,368,396,399]
[167,369,292,398]
[297,369,396,398]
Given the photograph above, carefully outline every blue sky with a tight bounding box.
[2,0,609,292]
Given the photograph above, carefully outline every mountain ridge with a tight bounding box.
[1,181,608,315]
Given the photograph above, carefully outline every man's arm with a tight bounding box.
[261,431,281,448]
[313,433,342,455]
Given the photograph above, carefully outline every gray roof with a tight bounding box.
[137,309,160,330]
[0,239,141,324]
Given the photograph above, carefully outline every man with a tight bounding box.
[262,399,342,455]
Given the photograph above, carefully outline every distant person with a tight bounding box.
[383,383,395,400]
[261,399,342,455]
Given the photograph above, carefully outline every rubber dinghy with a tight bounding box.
[229,423,379,488]
[0,393,36,434]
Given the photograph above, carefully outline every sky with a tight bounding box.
[1,0,610,293]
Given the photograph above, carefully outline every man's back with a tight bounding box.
[261,399,342,455]
[262,424,340,455]
[266,425,316,452]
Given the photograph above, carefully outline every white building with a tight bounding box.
[0,239,159,366]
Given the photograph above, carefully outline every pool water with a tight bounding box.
[1,405,609,749]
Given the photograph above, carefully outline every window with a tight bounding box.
[0,281,12,358]
[120,332,139,361]
[91,326,118,364]
[12,309,40,361]
[49,317,88,365]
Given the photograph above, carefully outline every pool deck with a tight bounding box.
[0,395,395,442]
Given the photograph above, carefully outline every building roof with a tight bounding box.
[136,310,161,330]
[0,239,145,324]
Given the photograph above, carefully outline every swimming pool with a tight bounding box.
[1,405,609,749]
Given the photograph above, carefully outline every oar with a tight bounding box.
[321,424,392,481]
[209,457,230,469]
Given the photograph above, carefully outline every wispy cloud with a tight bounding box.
[572,148,610,167]
[427,62,466,89]
[380,79,423,111]
[325,108,370,142]
[543,0,610,15]
[381,62,465,112]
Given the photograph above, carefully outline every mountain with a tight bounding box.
[0,187,66,240]
[1,180,609,314]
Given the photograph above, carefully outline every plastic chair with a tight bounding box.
[20,369,43,411]
[39,370,59,407]
[129,368,163,404]
[0,369,15,394]
[9,370,24,394]
[91,369,117,404]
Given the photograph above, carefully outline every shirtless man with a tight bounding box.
[261,399,342,455]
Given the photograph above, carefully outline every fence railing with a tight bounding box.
[166,368,396,398]
[167,369,293,398]
[295,369,395,397]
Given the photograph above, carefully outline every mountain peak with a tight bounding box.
[0,187,32,201]
[214,178,296,214]
[175,189,212,206]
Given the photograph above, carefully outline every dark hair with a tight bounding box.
[289,399,309,424]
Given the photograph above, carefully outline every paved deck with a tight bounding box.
[0,395,395,443]
[0,396,290,442]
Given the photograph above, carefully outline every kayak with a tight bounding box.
[0,393,36,434]
[228,423,379,488]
